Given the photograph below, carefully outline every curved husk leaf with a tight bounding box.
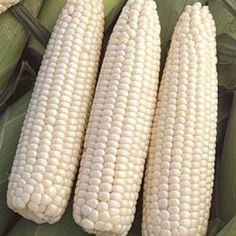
[10,4,50,48]
[217,215,236,236]
[0,91,31,235]
[218,94,236,222]
[0,0,42,91]
[103,0,126,30]
[207,218,225,236]
[28,0,67,54]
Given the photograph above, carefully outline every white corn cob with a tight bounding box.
[7,0,104,224]
[142,3,217,236]
[0,0,21,14]
[73,0,161,235]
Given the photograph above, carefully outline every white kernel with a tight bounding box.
[45,204,58,217]
[31,193,42,205]
[46,186,57,198]
[81,219,94,230]
[97,202,108,212]
[81,205,92,216]
[28,202,39,212]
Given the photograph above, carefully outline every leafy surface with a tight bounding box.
[0,92,31,236]
[103,0,126,30]
[217,214,236,236]
[216,34,236,89]
[218,94,236,222]
[28,0,67,54]
[206,218,225,236]
[220,0,236,16]
[10,4,50,48]
[0,62,35,111]
[0,0,42,91]
[209,0,236,37]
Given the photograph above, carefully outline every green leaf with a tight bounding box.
[0,62,35,110]
[103,0,127,30]
[217,215,236,236]
[218,94,236,222]
[217,34,236,64]
[207,218,225,236]
[0,91,31,236]
[27,0,67,54]
[221,0,236,16]
[10,4,50,48]
[209,0,236,90]
[209,0,236,38]
[0,0,43,91]
[212,0,236,17]
[218,63,236,90]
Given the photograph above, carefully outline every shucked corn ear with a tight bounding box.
[142,3,217,236]
[73,0,161,235]
[0,0,21,14]
[7,0,104,224]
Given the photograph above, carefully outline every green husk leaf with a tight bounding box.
[218,63,236,90]
[103,0,127,30]
[0,0,42,91]
[0,91,32,236]
[217,33,236,90]
[217,215,236,236]
[217,34,236,64]
[27,0,67,54]
[218,94,236,222]
[221,0,236,16]
[209,0,236,38]
[212,0,236,17]
[10,4,50,48]
[0,62,35,111]
[209,0,236,91]
[207,218,225,236]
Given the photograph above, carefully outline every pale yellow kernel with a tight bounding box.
[28,202,39,212]
[46,186,57,198]
[16,197,25,209]
[81,205,92,216]
[46,204,58,217]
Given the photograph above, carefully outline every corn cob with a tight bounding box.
[142,3,217,236]
[73,0,161,235]
[0,0,21,14]
[7,0,104,224]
